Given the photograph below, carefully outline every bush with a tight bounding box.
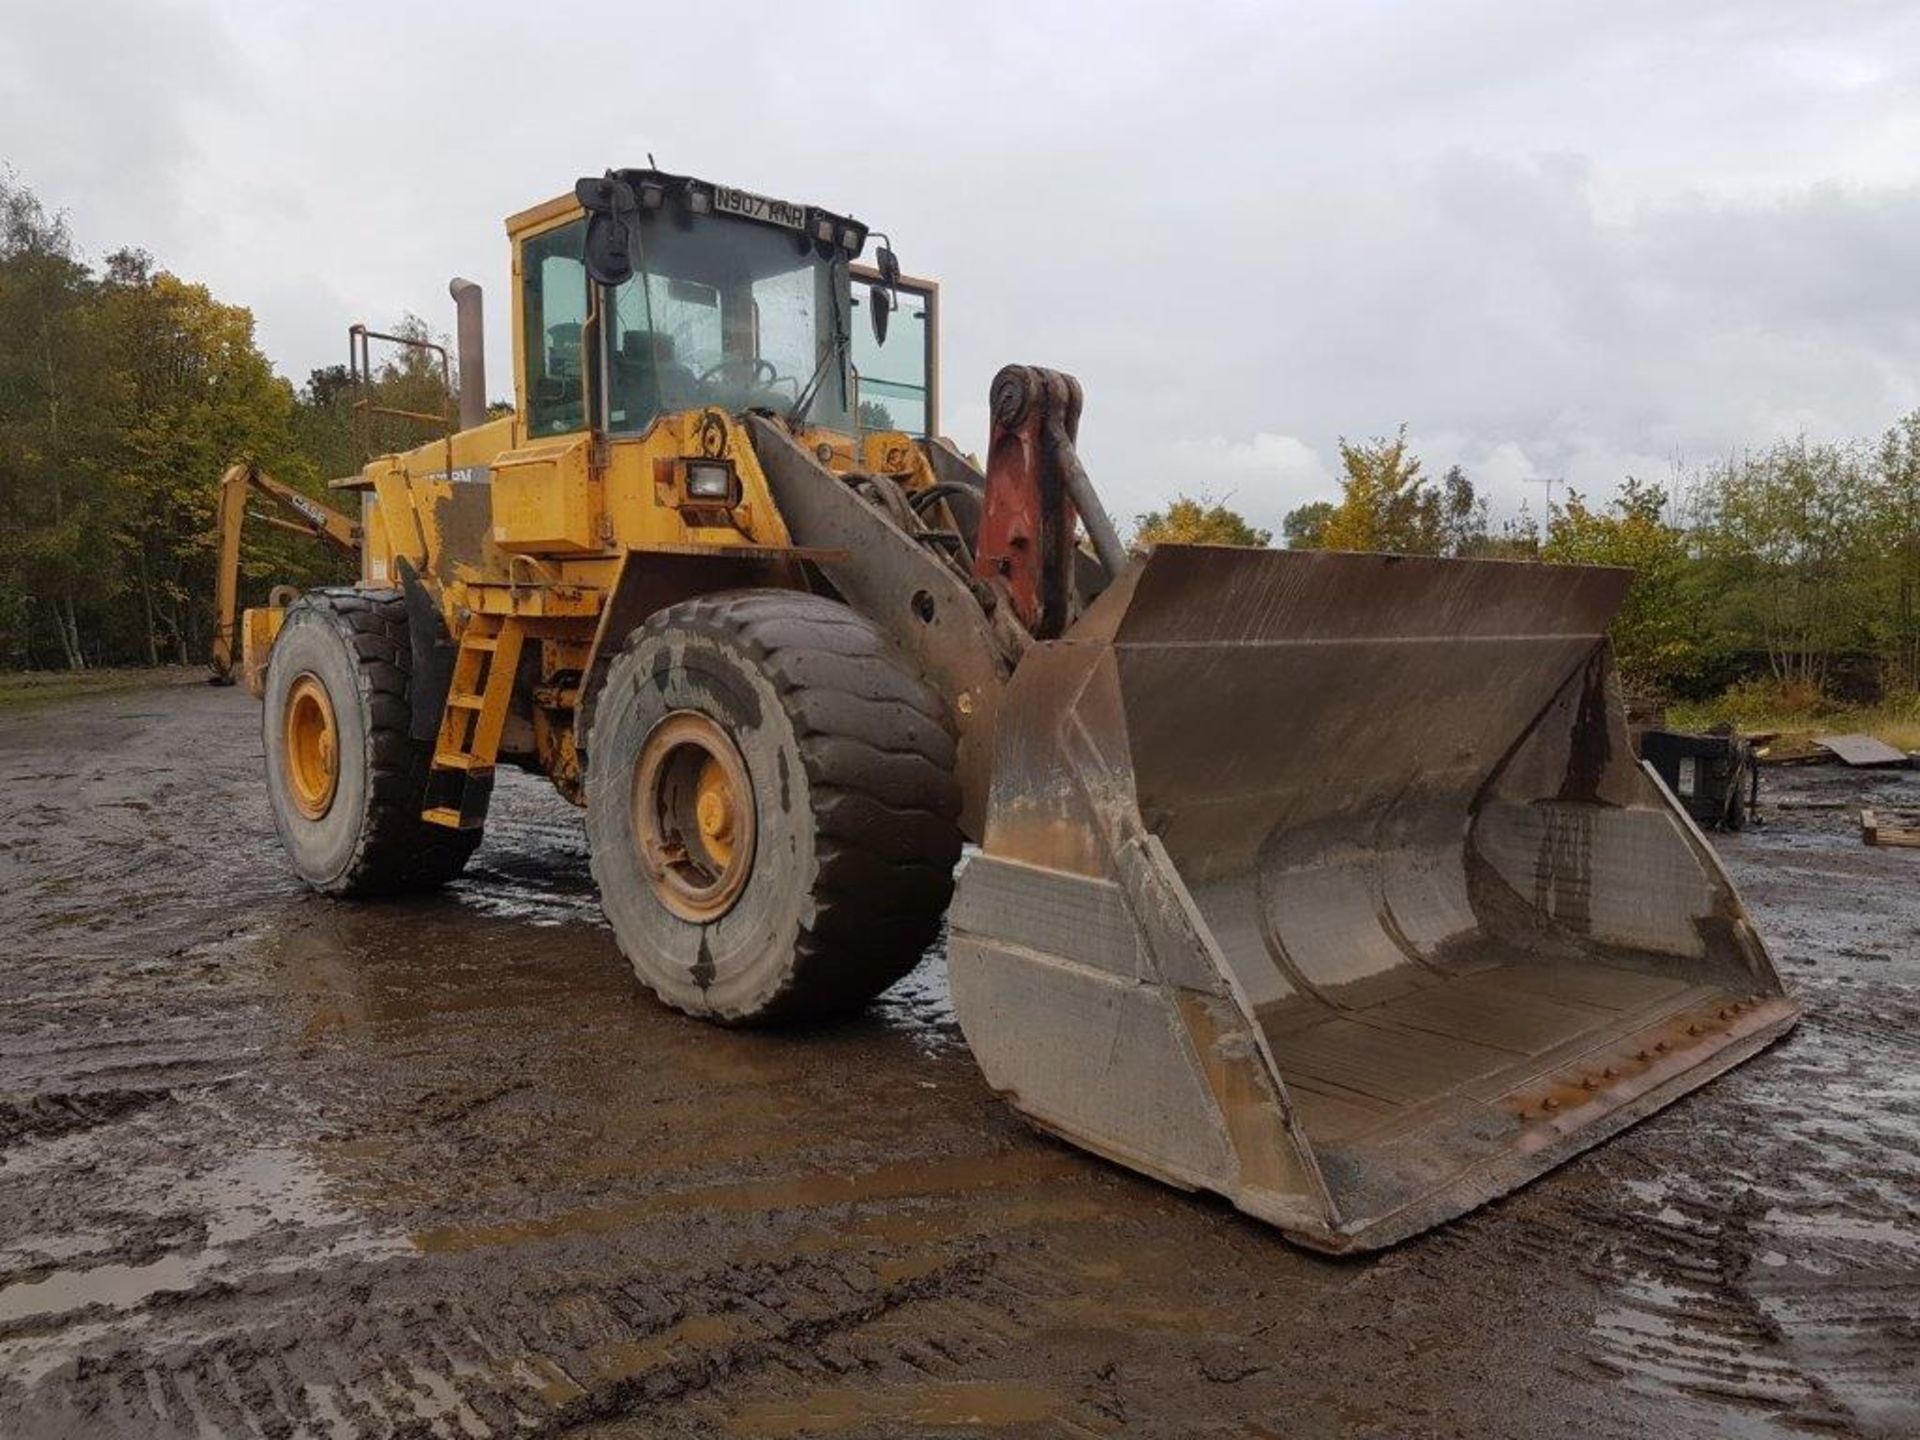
[1716,676,1829,724]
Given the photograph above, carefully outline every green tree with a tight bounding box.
[288,364,359,484]
[1282,499,1334,549]
[1483,502,1543,559]
[96,249,301,664]
[1873,409,1920,692]
[0,173,329,670]
[1542,476,1699,693]
[1133,494,1272,548]
[1692,438,1875,691]
[0,175,115,668]
[1437,464,1492,555]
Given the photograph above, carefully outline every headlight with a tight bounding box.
[685,460,736,501]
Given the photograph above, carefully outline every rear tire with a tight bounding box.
[586,589,962,1024]
[263,589,480,896]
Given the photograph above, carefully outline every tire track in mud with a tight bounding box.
[6,681,1920,1440]
[6,1193,1121,1439]
[1575,1140,1920,1438]
[1552,774,1920,1440]
[1581,1186,1847,1425]
[0,1088,174,1149]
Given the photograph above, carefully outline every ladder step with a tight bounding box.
[463,637,499,652]
[422,805,478,830]
[448,692,485,710]
[431,753,489,771]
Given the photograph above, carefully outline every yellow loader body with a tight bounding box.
[227,166,1796,1252]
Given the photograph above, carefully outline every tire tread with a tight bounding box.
[606,589,961,1022]
[280,588,479,897]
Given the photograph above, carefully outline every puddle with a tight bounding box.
[0,1253,200,1326]
[447,836,606,930]
[0,1144,406,1337]
[871,952,965,1057]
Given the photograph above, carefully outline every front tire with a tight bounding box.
[263,589,480,896]
[586,590,962,1023]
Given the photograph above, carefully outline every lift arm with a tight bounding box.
[209,461,361,684]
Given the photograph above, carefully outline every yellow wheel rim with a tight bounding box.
[633,711,755,922]
[283,673,339,820]
[694,755,738,868]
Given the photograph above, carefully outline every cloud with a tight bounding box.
[1143,433,1334,532]
[1060,149,1920,521]
[0,0,240,266]
[4,0,1919,531]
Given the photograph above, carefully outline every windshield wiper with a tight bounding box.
[787,260,850,426]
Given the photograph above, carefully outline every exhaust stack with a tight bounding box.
[449,278,486,430]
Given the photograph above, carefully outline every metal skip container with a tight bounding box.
[948,546,1799,1251]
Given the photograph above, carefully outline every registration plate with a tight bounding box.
[711,185,807,230]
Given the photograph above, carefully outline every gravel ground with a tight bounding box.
[0,675,1915,1439]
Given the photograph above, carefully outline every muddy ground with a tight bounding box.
[0,675,1915,1439]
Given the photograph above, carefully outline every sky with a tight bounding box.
[5,0,1920,536]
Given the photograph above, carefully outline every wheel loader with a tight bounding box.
[232,167,1799,1251]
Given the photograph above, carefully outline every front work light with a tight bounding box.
[685,459,736,502]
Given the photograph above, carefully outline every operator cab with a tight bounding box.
[513,169,922,444]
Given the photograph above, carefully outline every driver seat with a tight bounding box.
[610,331,697,430]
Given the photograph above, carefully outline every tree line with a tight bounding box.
[1137,418,1920,709]
[0,175,451,671]
[8,170,1917,715]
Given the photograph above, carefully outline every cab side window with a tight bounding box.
[522,220,588,436]
[851,283,931,438]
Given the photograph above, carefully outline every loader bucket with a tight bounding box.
[948,546,1798,1252]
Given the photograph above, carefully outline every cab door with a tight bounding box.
[515,215,593,439]
[494,212,602,554]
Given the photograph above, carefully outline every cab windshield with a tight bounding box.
[605,216,851,434]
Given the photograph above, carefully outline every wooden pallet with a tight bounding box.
[1860,809,1920,848]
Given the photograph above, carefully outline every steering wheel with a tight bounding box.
[697,355,780,389]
